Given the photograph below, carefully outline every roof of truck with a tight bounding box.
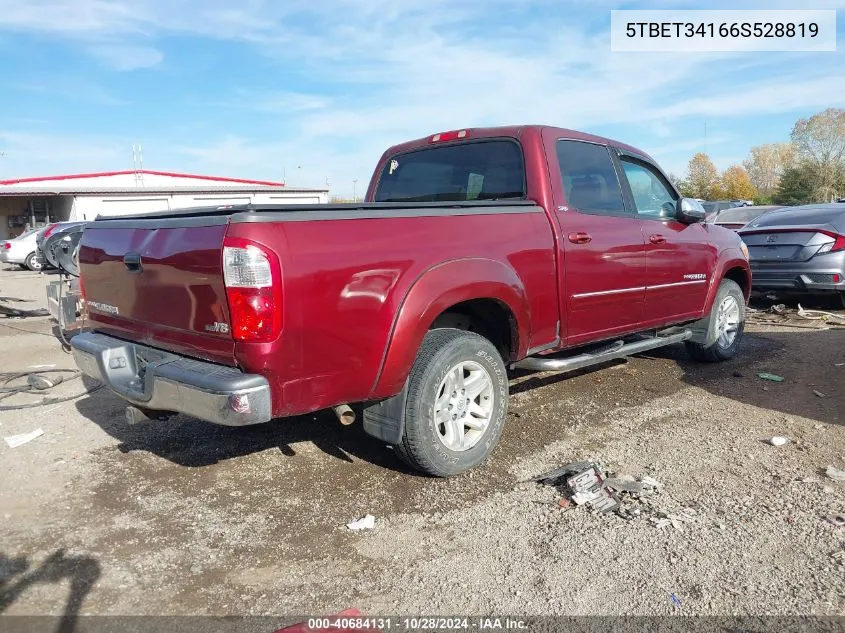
[381,125,655,163]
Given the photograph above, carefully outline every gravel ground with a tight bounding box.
[1,266,844,619]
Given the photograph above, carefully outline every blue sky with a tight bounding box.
[0,0,843,197]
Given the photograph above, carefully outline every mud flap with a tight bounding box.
[362,382,409,445]
[688,312,715,346]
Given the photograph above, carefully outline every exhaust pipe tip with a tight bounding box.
[333,404,356,426]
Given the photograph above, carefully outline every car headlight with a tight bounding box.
[739,240,749,260]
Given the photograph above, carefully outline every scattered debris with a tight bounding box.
[758,373,784,382]
[651,508,698,532]
[766,436,790,447]
[797,304,845,324]
[769,304,787,314]
[835,363,845,367]
[669,593,682,608]
[27,373,62,390]
[813,390,826,398]
[825,465,845,483]
[536,461,663,517]
[825,515,845,528]
[346,514,375,530]
[4,428,44,448]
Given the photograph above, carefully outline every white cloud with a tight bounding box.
[1,0,844,195]
[88,44,164,70]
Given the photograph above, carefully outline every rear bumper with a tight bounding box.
[750,262,845,292]
[71,332,273,426]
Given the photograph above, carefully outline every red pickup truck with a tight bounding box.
[71,126,751,476]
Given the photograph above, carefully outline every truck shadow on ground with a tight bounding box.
[0,549,100,632]
[641,327,843,428]
[73,379,416,473]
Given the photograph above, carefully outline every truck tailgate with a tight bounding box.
[79,221,236,366]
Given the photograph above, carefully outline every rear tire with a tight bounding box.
[394,328,509,477]
[24,252,41,271]
[685,279,745,362]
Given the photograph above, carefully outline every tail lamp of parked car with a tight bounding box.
[222,237,283,343]
[816,230,845,255]
[41,223,59,240]
[2,242,9,250]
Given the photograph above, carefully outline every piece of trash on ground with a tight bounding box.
[27,373,61,390]
[758,373,784,382]
[813,390,826,398]
[346,514,375,530]
[825,515,845,528]
[669,593,682,607]
[535,461,664,517]
[651,508,698,532]
[798,304,845,324]
[766,436,791,447]
[4,428,44,448]
[769,304,787,314]
[825,465,845,483]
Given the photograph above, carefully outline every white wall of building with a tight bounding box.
[70,191,328,221]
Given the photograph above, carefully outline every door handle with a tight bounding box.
[649,234,667,244]
[568,232,592,244]
[123,252,142,273]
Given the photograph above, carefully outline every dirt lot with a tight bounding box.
[1,265,844,621]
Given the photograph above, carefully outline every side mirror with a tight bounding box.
[678,198,707,224]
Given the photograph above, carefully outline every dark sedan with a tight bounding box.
[738,204,845,307]
[713,205,783,231]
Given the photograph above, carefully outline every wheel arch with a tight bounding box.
[705,252,751,314]
[369,258,530,399]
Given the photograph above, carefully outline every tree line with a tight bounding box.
[670,108,845,206]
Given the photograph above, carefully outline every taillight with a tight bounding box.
[430,129,470,143]
[222,237,282,343]
[42,224,58,239]
[2,242,9,250]
[817,232,845,255]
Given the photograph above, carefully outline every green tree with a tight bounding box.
[773,164,817,206]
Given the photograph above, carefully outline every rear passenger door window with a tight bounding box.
[619,159,678,220]
[556,140,627,215]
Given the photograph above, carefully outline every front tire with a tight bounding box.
[394,328,509,477]
[685,279,745,362]
[24,252,41,271]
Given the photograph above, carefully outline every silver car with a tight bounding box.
[738,203,845,307]
[0,226,50,270]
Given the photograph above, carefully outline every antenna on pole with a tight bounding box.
[132,144,145,186]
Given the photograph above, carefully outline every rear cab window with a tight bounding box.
[555,140,627,215]
[374,139,526,203]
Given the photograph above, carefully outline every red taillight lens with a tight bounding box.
[42,224,58,239]
[222,238,282,343]
[2,242,10,249]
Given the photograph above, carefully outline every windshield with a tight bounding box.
[374,139,526,203]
